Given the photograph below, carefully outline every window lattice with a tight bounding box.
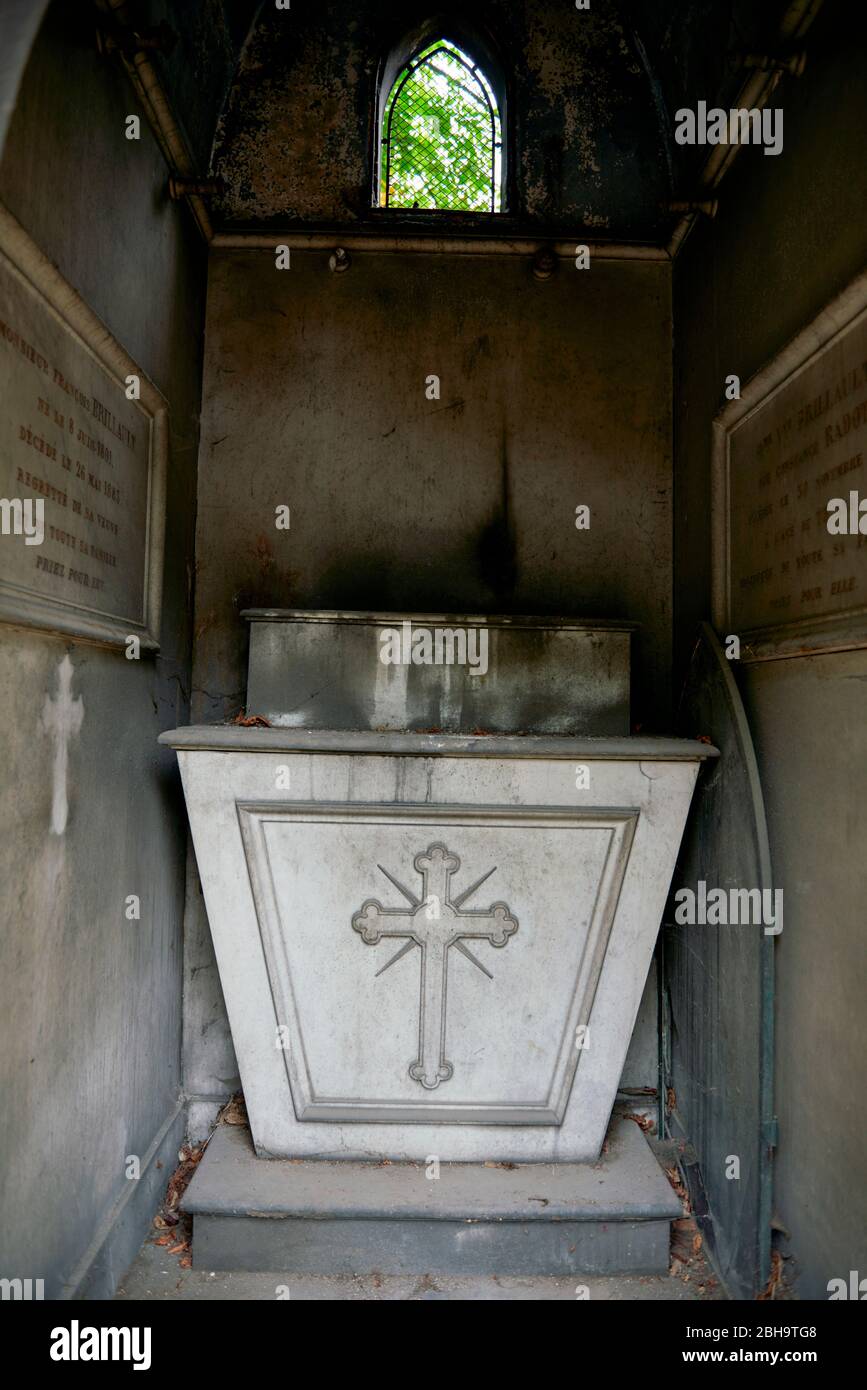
[380,41,502,212]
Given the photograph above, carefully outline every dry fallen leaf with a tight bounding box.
[664,1165,690,1206]
[219,1095,248,1127]
[757,1249,784,1301]
[622,1110,654,1134]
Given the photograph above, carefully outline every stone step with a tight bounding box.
[182,1115,681,1277]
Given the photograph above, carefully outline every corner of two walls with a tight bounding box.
[0,1,205,1296]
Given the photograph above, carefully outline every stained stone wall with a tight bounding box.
[0,0,205,1297]
[8,0,851,1303]
[673,2,867,1299]
[207,0,775,242]
[183,246,673,1133]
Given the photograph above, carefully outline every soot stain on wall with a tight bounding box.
[476,427,519,604]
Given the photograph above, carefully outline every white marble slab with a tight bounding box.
[161,730,714,1161]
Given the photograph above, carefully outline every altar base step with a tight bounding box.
[183,1116,681,1276]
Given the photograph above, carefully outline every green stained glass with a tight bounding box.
[380,41,502,212]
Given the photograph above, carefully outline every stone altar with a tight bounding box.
[162,612,715,1165]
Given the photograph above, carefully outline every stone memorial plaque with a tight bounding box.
[713,284,867,658]
[0,211,167,647]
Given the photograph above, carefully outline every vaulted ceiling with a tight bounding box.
[121,0,813,242]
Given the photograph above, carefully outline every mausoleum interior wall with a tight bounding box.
[209,0,672,238]
[6,0,856,1302]
[147,0,679,1159]
[0,0,206,1296]
[182,246,673,1132]
[673,1,867,1299]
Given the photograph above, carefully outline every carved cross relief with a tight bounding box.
[351,843,518,1089]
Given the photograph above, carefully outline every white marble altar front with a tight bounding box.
[162,725,715,1162]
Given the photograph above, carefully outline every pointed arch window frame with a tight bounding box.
[373,23,510,217]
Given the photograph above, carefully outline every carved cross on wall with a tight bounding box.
[40,654,84,836]
[351,843,518,1090]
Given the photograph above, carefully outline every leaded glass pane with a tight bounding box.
[380,41,502,212]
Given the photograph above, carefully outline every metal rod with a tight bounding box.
[213,231,669,260]
[666,0,824,259]
[96,0,212,243]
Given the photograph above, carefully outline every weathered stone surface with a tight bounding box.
[183,1116,681,1276]
[0,0,204,1300]
[162,727,714,1161]
[715,279,867,656]
[244,609,633,734]
[0,208,168,648]
[192,251,673,735]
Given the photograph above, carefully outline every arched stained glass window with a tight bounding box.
[379,40,502,212]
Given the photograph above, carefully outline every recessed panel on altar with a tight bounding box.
[237,802,636,1125]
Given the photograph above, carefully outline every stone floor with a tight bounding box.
[115,1121,728,1301]
[116,1232,726,1301]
